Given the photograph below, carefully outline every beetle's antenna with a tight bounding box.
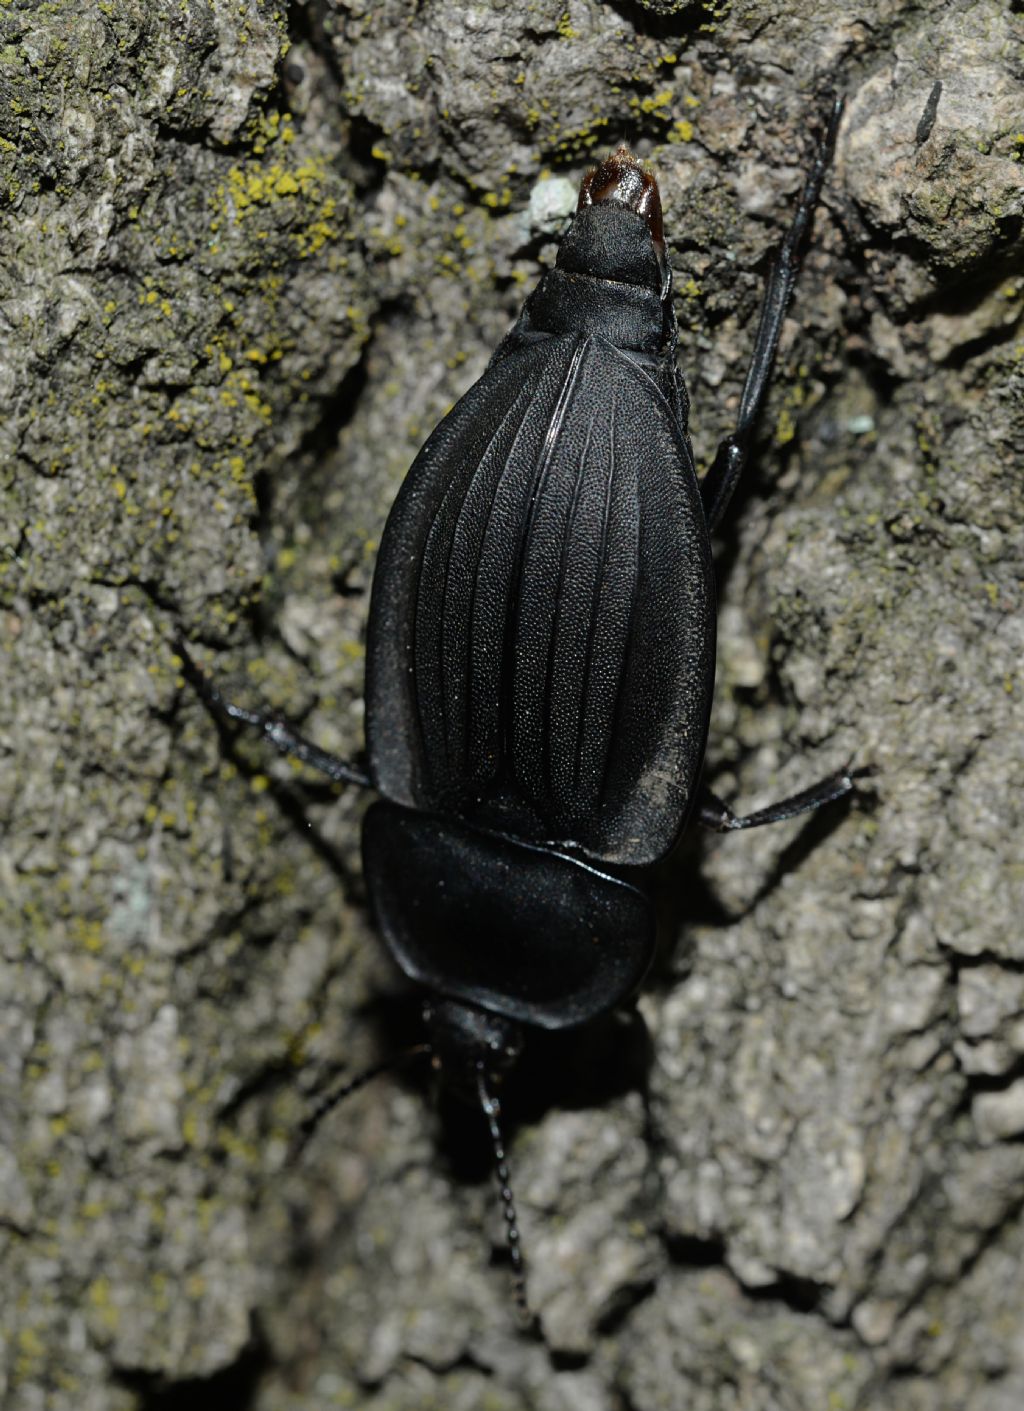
[477,1068,534,1329]
[296,1043,431,1155]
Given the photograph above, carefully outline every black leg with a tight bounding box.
[698,762,868,833]
[176,640,372,789]
[700,95,844,533]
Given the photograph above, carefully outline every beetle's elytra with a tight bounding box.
[181,96,862,1321]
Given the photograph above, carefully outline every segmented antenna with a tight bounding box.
[477,1069,533,1328]
[296,1044,431,1155]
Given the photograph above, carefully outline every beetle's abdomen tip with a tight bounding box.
[578,146,664,248]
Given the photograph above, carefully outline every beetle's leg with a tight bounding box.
[176,640,372,789]
[697,762,869,833]
[700,95,844,533]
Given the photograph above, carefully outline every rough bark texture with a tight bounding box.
[2,1,1022,1408]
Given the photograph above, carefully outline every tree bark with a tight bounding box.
[1,1,1022,1408]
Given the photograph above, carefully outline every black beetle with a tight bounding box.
[179,95,861,1319]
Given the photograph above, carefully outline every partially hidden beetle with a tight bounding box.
[180,96,862,1320]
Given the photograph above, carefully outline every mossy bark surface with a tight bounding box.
[2,2,1022,1408]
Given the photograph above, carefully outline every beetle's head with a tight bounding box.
[567,144,670,298]
[422,997,532,1324]
[423,997,524,1096]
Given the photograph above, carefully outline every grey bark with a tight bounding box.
[1,1,1022,1408]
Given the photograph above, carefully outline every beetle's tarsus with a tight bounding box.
[700,93,844,532]
[698,761,862,833]
[175,637,371,789]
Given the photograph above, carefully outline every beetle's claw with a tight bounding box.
[843,758,877,781]
[842,760,880,798]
